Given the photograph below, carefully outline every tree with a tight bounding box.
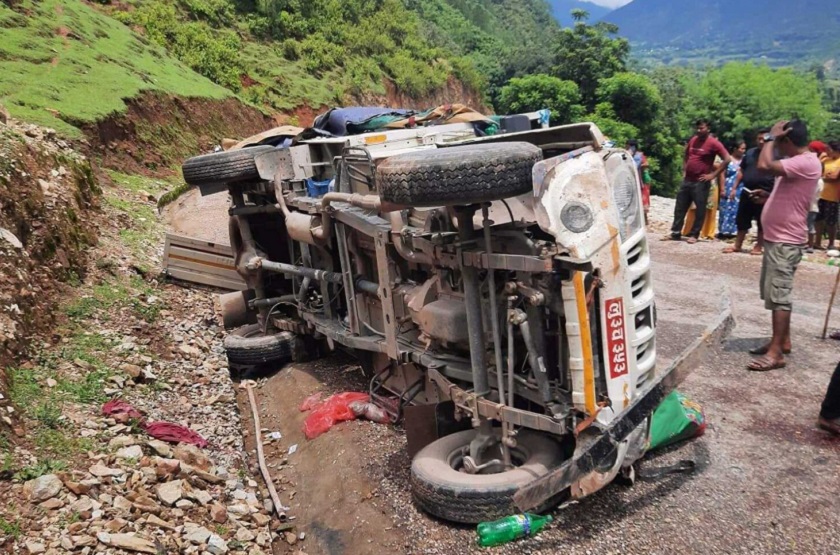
[552,16,629,110]
[570,8,589,22]
[587,103,639,147]
[497,74,585,124]
[685,62,829,145]
[646,67,700,196]
[596,72,662,131]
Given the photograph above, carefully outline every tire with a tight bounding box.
[377,142,542,207]
[224,323,295,366]
[182,146,276,187]
[410,429,565,523]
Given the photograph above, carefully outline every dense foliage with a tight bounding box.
[98,1,840,196]
[496,13,835,196]
[552,20,630,109]
[497,75,583,125]
[107,0,563,108]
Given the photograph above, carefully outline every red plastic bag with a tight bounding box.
[303,392,370,439]
[299,392,323,412]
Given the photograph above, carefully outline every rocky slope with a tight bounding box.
[0,117,99,438]
[0,116,298,554]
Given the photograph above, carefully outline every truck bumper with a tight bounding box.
[514,292,735,511]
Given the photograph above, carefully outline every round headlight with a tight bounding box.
[560,202,594,233]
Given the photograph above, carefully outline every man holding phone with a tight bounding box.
[667,119,731,243]
[747,119,822,372]
[723,129,776,255]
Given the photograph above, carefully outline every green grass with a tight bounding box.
[6,365,100,470]
[0,517,21,540]
[237,42,343,110]
[104,171,171,259]
[12,458,68,482]
[106,170,174,196]
[0,0,230,137]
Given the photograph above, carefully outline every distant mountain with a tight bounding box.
[546,0,612,27]
[604,0,840,67]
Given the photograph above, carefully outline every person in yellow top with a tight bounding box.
[815,141,840,250]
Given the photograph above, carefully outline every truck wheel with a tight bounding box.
[224,323,295,366]
[377,142,542,207]
[182,146,276,187]
[410,429,565,523]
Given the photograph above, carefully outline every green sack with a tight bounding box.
[648,391,706,451]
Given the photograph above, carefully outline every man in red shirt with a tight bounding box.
[667,119,731,243]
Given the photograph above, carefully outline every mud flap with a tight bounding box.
[514,292,734,511]
[404,401,471,459]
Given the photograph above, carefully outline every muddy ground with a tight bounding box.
[172,200,840,554]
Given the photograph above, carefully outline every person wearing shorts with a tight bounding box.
[747,119,822,372]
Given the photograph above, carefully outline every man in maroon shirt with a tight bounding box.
[668,119,731,243]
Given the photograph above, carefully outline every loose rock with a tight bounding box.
[24,474,63,502]
[156,479,183,506]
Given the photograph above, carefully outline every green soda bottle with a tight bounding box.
[476,513,553,547]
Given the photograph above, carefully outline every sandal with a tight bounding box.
[747,356,787,372]
[722,246,744,254]
[749,249,762,256]
[817,416,840,435]
[686,237,698,244]
[829,331,840,341]
[749,345,791,355]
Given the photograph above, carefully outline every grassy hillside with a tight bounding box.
[105,0,560,111]
[0,0,231,137]
[408,0,559,99]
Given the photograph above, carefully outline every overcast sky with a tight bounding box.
[584,0,633,7]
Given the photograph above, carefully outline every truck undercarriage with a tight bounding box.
[182,114,733,523]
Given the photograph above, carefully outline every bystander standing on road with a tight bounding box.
[819,362,840,435]
[627,139,651,224]
[717,140,746,238]
[806,176,824,253]
[813,141,840,250]
[747,120,822,371]
[723,129,775,255]
[666,119,731,244]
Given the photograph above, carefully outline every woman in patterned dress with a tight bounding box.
[717,140,746,239]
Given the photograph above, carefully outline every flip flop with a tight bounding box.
[747,357,787,372]
[686,237,698,244]
[749,249,763,256]
[722,247,744,254]
[661,235,680,241]
[749,346,791,355]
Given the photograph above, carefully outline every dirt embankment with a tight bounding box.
[81,92,273,177]
[0,122,100,435]
[83,77,487,179]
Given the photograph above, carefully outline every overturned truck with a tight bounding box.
[182,109,732,523]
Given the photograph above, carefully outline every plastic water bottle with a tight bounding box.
[476,513,552,547]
